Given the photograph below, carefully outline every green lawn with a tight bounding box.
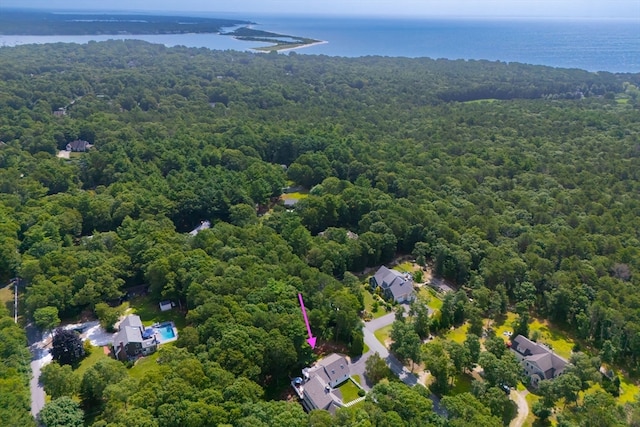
[337,378,361,403]
[393,262,415,273]
[528,318,574,360]
[363,289,387,319]
[446,323,469,344]
[491,313,574,360]
[352,374,362,387]
[464,98,498,104]
[363,342,370,354]
[618,375,640,404]
[524,392,540,427]
[129,296,186,329]
[128,347,169,380]
[417,287,443,312]
[450,373,474,395]
[374,325,393,348]
[0,284,13,315]
[281,191,309,200]
[74,345,109,377]
[493,312,517,341]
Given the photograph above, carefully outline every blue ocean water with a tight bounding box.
[1,13,638,73]
[248,15,640,73]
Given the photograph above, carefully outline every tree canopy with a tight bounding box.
[0,39,638,425]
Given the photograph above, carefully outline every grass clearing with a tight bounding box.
[128,346,171,380]
[129,296,186,329]
[417,287,443,312]
[363,288,387,319]
[464,98,498,104]
[492,312,517,341]
[524,392,540,427]
[363,342,370,354]
[617,375,640,404]
[528,318,574,360]
[352,374,362,386]
[374,324,393,348]
[446,323,469,344]
[393,262,415,273]
[450,373,474,395]
[0,284,13,315]
[74,345,108,377]
[337,378,361,403]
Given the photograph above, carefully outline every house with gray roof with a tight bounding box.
[510,334,568,387]
[113,314,157,361]
[66,139,93,152]
[370,266,415,303]
[292,353,350,413]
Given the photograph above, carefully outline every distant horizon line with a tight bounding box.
[2,6,638,21]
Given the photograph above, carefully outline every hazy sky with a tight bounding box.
[4,0,640,19]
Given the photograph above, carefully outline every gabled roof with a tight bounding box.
[373,266,405,289]
[113,324,143,346]
[303,376,334,410]
[300,353,349,412]
[511,335,568,379]
[318,353,349,385]
[120,314,143,331]
[373,266,413,300]
[66,139,93,151]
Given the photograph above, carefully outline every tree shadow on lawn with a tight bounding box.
[128,296,186,329]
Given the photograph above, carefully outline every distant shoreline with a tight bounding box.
[252,40,328,53]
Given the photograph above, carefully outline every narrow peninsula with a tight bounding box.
[0,10,322,52]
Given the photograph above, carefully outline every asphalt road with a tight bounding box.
[29,346,49,418]
[360,310,445,416]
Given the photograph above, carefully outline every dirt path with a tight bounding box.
[509,389,529,427]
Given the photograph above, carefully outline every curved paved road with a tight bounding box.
[360,310,445,416]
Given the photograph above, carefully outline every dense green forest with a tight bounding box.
[1,40,639,426]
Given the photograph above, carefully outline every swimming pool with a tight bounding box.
[153,322,176,343]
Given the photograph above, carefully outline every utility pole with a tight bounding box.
[14,278,18,323]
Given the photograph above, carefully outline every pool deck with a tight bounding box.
[152,322,178,344]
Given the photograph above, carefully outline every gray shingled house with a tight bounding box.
[369,266,415,303]
[65,139,93,152]
[112,314,158,361]
[510,334,568,387]
[292,353,350,413]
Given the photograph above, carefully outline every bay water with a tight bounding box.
[1,14,638,73]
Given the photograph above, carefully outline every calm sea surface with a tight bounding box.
[1,14,638,73]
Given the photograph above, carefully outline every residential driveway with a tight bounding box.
[509,389,529,427]
[30,347,51,417]
[361,313,445,416]
[27,320,115,418]
[365,312,397,332]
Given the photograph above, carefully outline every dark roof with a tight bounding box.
[66,139,93,152]
[303,376,334,410]
[373,266,414,301]
[511,335,568,379]
[113,324,143,345]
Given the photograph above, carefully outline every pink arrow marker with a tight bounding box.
[298,293,317,349]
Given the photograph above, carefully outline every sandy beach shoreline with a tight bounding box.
[272,40,328,53]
